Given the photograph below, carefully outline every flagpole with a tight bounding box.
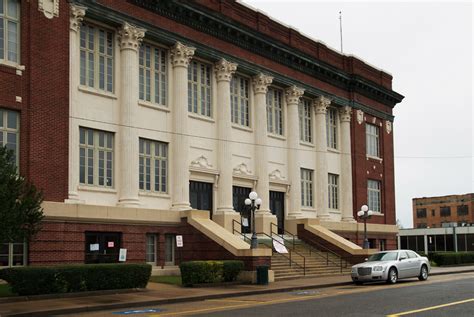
[339,11,343,53]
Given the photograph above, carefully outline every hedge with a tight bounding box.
[180,260,244,286]
[0,263,151,296]
[430,252,474,266]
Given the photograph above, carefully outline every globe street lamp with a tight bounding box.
[357,205,373,249]
[244,191,261,249]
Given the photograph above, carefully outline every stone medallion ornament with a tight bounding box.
[386,120,392,134]
[356,110,364,124]
[39,0,59,19]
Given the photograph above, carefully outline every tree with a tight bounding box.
[0,146,44,243]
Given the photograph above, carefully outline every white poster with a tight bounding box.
[119,248,127,262]
[242,218,249,227]
[273,235,288,254]
[176,235,183,247]
[89,243,99,251]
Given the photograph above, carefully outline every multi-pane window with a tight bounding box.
[299,98,312,143]
[80,23,114,92]
[0,242,26,267]
[139,139,168,193]
[328,173,339,209]
[440,206,451,217]
[230,75,249,127]
[326,108,337,149]
[79,128,114,188]
[146,234,157,264]
[457,205,469,216]
[416,208,427,218]
[0,108,19,165]
[0,0,20,63]
[366,123,380,157]
[367,179,381,212]
[266,88,283,135]
[301,168,313,207]
[188,60,211,117]
[139,44,167,105]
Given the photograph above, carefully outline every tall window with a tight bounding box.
[139,44,167,105]
[326,108,337,149]
[328,173,339,209]
[230,75,249,127]
[139,139,168,193]
[0,108,19,165]
[79,128,114,188]
[299,98,312,143]
[0,242,26,267]
[146,234,157,264]
[368,179,381,212]
[301,168,313,207]
[266,88,283,135]
[188,60,211,117]
[366,123,380,157]
[457,205,468,216]
[416,208,427,218]
[80,23,114,92]
[0,0,20,63]
[440,206,451,217]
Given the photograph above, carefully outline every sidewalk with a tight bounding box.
[0,266,473,317]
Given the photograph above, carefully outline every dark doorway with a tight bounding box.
[270,191,285,234]
[233,186,252,233]
[189,181,213,218]
[85,232,121,264]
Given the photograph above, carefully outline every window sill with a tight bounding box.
[139,191,170,199]
[138,100,170,113]
[78,185,117,194]
[78,86,117,100]
[300,141,314,148]
[0,60,25,74]
[188,113,215,123]
[328,148,340,154]
[371,212,384,216]
[232,124,252,133]
[268,133,286,141]
[366,155,383,163]
[301,207,316,212]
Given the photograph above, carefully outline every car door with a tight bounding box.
[407,251,422,277]
[397,251,411,278]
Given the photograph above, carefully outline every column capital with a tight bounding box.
[170,42,196,68]
[69,4,87,32]
[285,85,305,105]
[215,59,237,82]
[252,73,273,94]
[314,96,332,114]
[118,22,146,51]
[339,106,352,122]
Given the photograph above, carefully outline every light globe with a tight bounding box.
[361,205,369,212]
[368,210,373,216]
[357,210,364,217]
[244,198,251,206]
[255,198,262,206]
[249,191,258,200]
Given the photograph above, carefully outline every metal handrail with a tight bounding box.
[270,222,297,250]
[259,231,306,275]
[232,219,251,244]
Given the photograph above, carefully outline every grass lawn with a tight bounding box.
[148,275,182,286]
[0,284,15,297]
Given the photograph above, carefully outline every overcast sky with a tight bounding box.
[243,0,473,228]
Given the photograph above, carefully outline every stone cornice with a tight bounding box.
[170,42,196,68]
[252,73,273,94]
[314,96,332,114]
[70,4,87,32]
[285,86,305,105]
[215,59,237,82]
[118,22,146,51]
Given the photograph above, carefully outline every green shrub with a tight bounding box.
[430,252,474,266]
[1,264,151,296]
[180,260,244,286]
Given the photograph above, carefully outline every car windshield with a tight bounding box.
[367,252,398,262]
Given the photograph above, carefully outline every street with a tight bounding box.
[71,273,474,316]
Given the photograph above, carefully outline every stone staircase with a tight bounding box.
[271,241,352,281]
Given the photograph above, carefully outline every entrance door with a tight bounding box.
[233,186,251,233]
[189,181,213,218]
[270,191,285,234]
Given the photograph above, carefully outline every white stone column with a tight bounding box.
[170,42,195,211]
[252,74,277,235]
[285,85,305,218]
[66,4,87,204]
[117,22,146,207]
[314,96,331,219]
[340,106,355,222]
[213,59,240,231]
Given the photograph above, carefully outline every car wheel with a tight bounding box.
[418,265,428,281]
[387,267,398,284]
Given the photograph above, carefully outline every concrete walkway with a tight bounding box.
[0,266,473,317]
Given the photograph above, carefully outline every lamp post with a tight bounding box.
[357,205,373,249]
[245,191,262,249]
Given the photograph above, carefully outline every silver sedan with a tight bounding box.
[351,250,430,284]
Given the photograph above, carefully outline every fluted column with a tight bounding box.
[66,4,87,203]
[314,96,331,219]
[117,22,146,207]
[285,86,305,218]
[170,42,195,211]
[340,106,355,222]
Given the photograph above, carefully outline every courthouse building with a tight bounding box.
[1,0,403,271]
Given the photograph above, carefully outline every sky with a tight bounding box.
[243,0,473,228]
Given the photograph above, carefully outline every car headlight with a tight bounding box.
[373,266,384,271]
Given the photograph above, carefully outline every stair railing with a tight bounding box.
[270,223,297,250]
[300,237,351,273]
[259,231,306,275]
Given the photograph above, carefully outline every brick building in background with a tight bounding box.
[413,193,474,228]
[1,0,403,273]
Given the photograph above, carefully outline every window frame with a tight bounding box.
[0,108,19,166]
[328,173,339,210]
[139,138,168,193]
[366,123,380,158]
[326,107,338,149]
[145,233,157,265]
[230,74,250,127]
[0,0,21,64]
[139,43,167,106]
[440,206,451,217]
[300,168,314,208]
[457,205,468,216]
[187,59,212,117]
[367,179,382,213]
[266,87,284,136]
[416,208,427,218]
[299,98,312,143]
[0,242,27,267]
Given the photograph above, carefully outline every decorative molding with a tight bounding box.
[214,59,237,82]
[269,169,285,181]
[118,22,146,51]
[39,0,59,19]
[170,42,196,68]
[233,163,252,175]
[285,85,305,105]
[252,73,273,94]
[356,110,364,124]
[314,96,331,114]
[385,120,392,134]
[70,4,87,32]
[339,106,352,122]
[190,155,213,169]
